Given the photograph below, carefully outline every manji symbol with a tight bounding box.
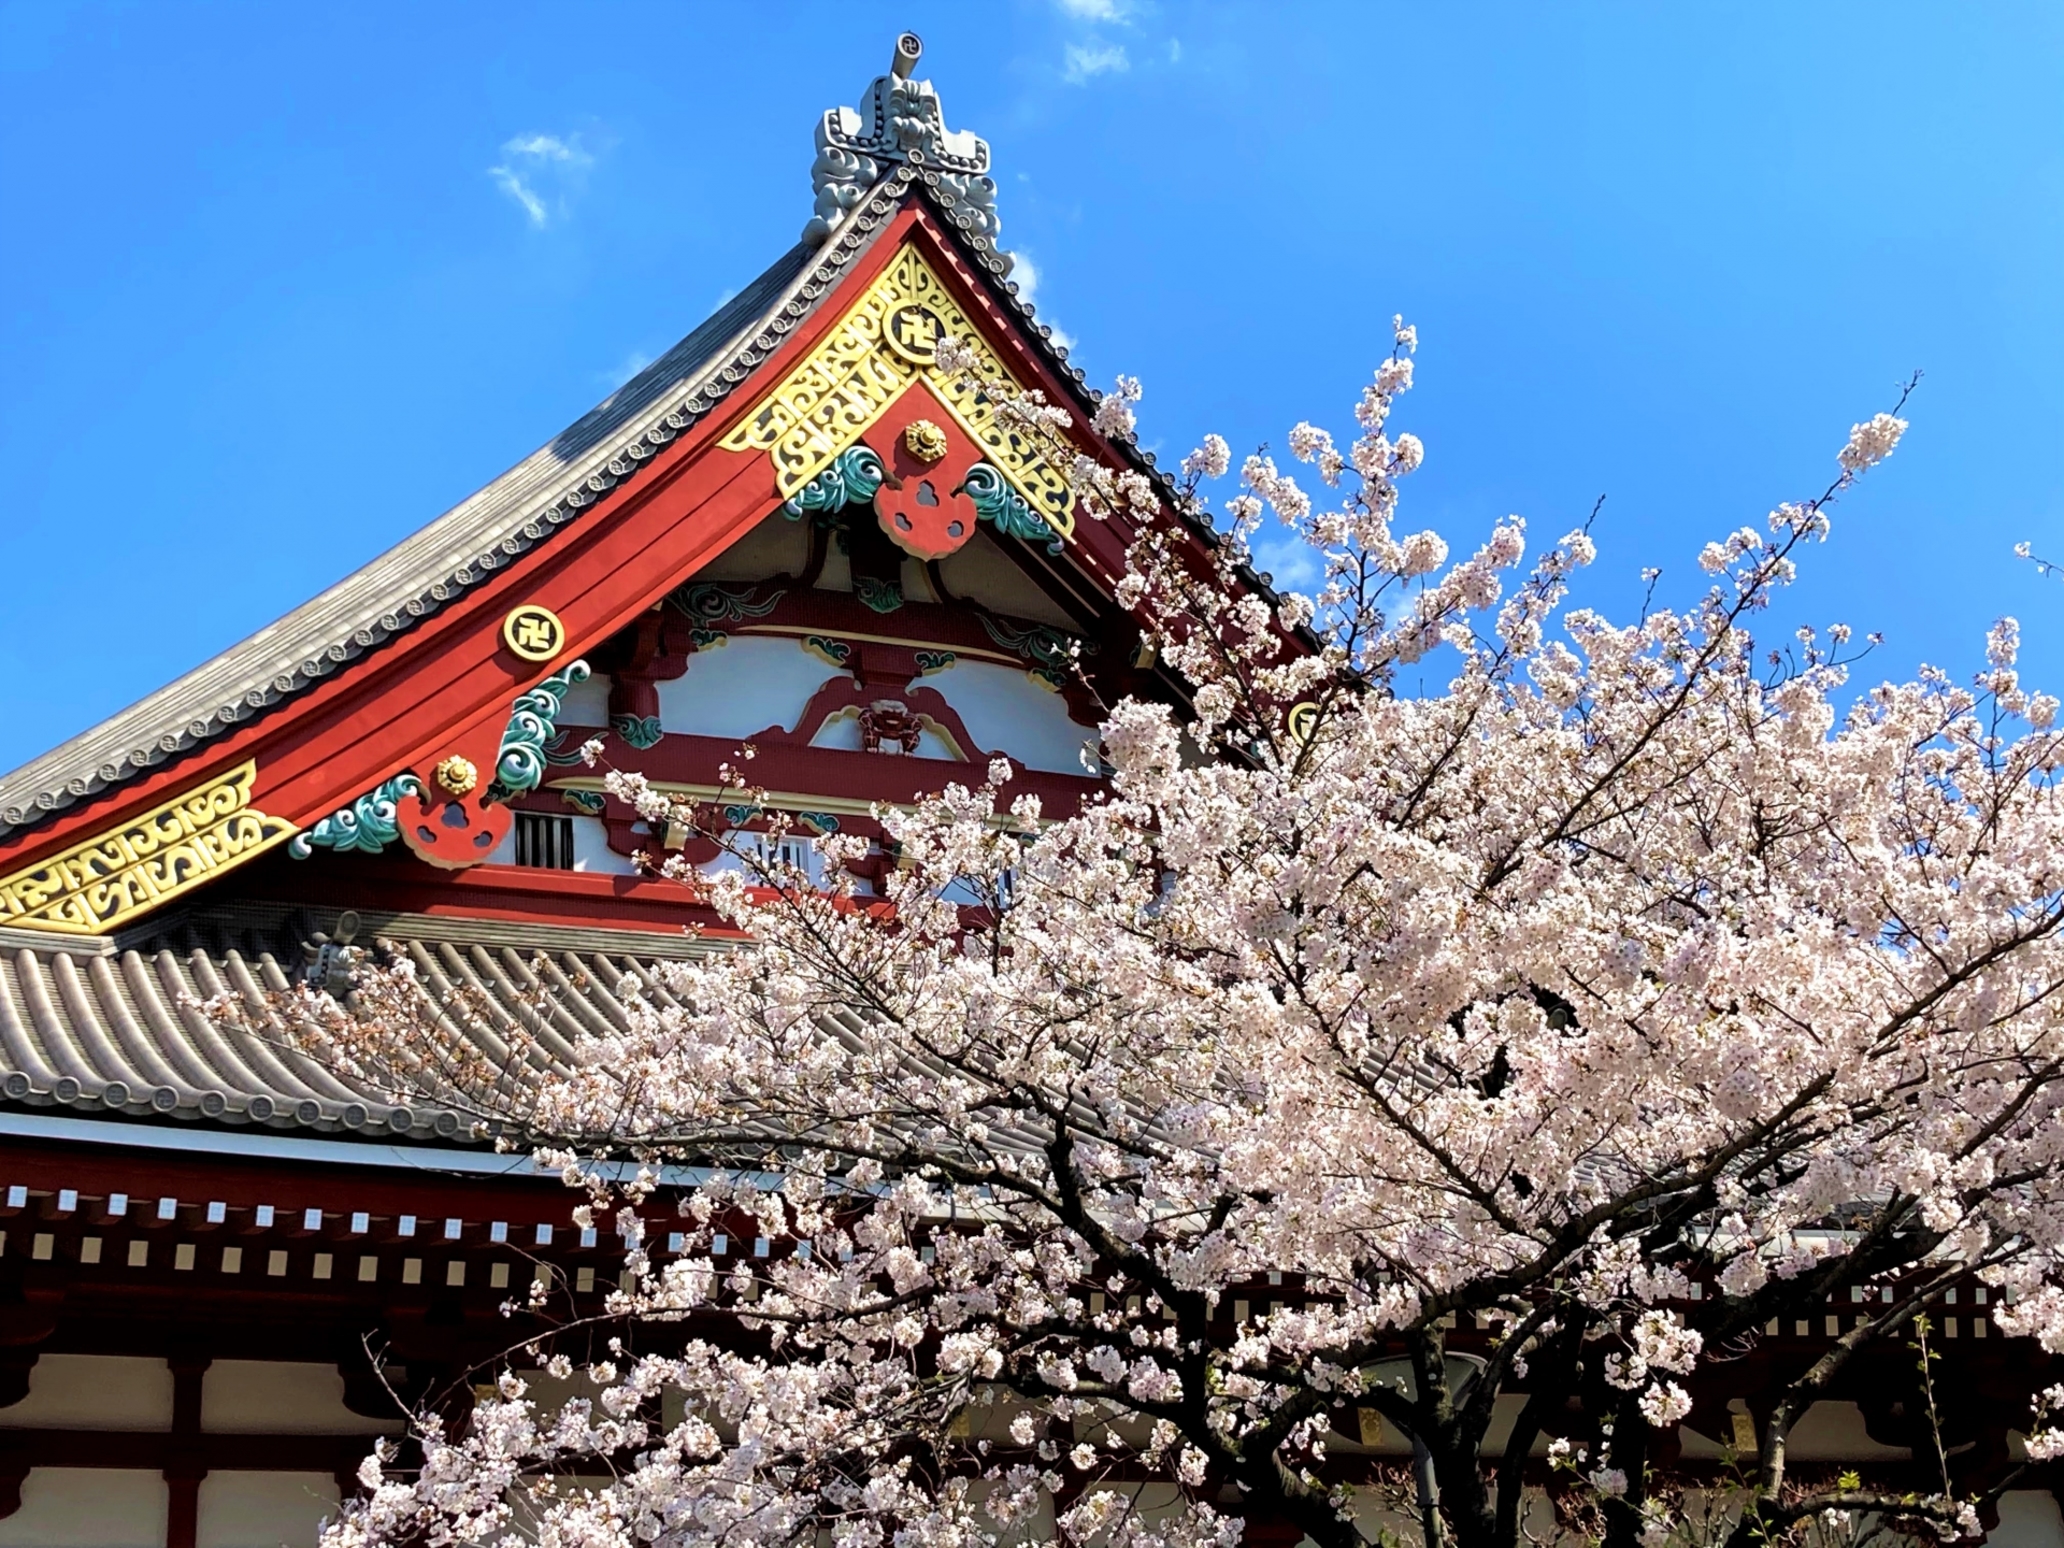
[502,604,566,663]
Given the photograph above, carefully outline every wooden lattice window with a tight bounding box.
[513,812,575,870]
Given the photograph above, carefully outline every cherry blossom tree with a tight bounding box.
[266,330,2064,1548]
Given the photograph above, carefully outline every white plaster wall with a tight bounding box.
[657,637,838,741]
[1991,1491,2064,1548]
[571,815,637,875]
[1678,1401,1911,1462]
[0,1355,172,1431]
[1677,1422,1731,1460]
[920,659,1098,775]
[555,670,613,729]
[815,546,853,593]
[1783,1398,1912,1461]
[197,1473,341,1548]
[202,1361,394,1435]
[0,1470,165,1548]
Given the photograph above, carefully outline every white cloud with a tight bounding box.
[1054,0,1132,19]
[1010,252,1073,348]
[1063,42,1130,84]
[488,132,595,228]
[502,133,590,165]
[1011,253,1041,304]
[1168,38,1182,63]
[599,351,652,389]
[488,167,548,227]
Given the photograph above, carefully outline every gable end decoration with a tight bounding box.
[720,243,1075,544]
[490,661,594,803]
[288,773,425,858]
[0,761,295,935]
[804,32,1005,263]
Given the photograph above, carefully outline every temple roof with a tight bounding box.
[0,164,1133,846]
[0,902,711,1144]
[0,43,1273,1152]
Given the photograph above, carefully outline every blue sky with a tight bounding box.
[2,1,2060,773]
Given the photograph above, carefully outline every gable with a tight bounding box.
[0,188,1199,940]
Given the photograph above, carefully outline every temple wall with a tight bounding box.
[200,1362,388,1435]
[0,1471,166,1548]
[555,671,612,729]
[934,533,1077,628]
[1995,1494,2064,1548]
[657,636,839,741]
[0,1356,393,1548]
[917,659,1097,773]
[0,1356,172,1431]
[195,1475,340,1548]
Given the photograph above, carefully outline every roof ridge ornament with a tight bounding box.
[805,33,1011,274]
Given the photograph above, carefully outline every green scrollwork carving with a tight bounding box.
[488,661,592,804]
[668,583,785,629]
[803,636,853,669]
[782,445,887,521]
[611,713,664,749]
[289,774,424,859]
[854,575,903,614]
[797,812,841,835]
[960,462,1065,554]
[978,615,1094,680]
[561,790,606,816]
[914,649,956,676]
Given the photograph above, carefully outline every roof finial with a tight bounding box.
[804,34,1010,273]
[890,31,922,80]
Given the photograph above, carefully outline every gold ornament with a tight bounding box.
[0,761,295,935]
[502,603,565,663]
[720,243,1075,542]
[903,419,950,464]
[435,756,479,796]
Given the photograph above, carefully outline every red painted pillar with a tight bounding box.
[164,1353,211,1548]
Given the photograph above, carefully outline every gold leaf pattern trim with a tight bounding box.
[0,761,297,936]
[720,243,1075,540]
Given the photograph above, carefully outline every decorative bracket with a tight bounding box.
[489,661,593,802]
[289,775,425,858]
[399,661,591,870]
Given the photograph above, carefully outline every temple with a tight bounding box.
[0,34,2056,1548]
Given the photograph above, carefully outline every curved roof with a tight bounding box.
[0,170,1128,846]
[0,902,713,1146]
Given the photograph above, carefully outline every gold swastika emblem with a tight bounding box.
[502,604,566,663]
[719,243,1075,541]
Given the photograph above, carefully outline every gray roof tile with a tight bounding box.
[0,170,1225,846]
